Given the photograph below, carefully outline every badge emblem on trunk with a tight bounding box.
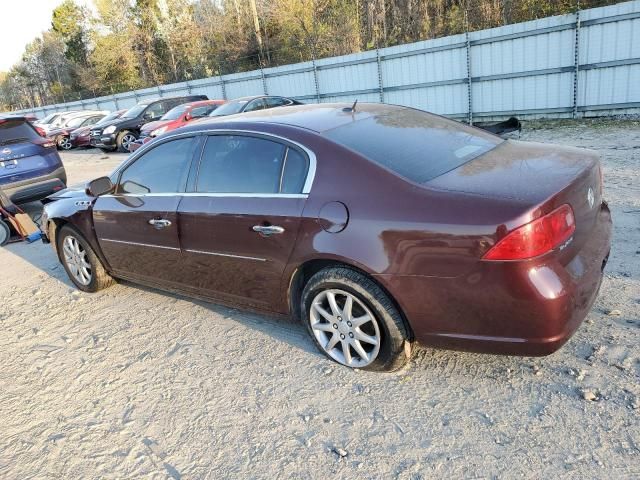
[587,187,595,209]
[1,148,11,155]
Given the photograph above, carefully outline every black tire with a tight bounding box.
[0,220,10,246]
[301,267,411,372]
[116,131,137,153]
[57,225,115,292]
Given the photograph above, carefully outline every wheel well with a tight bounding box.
[288,259,415,341]
[47,218,67,258]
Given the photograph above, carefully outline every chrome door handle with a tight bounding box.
[252,225,285,236]
[148,219,172,229]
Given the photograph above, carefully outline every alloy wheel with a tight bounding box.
[62,235,92,286]
[58,137,72,150]
[309,288,381,367]
[121,134,136,150]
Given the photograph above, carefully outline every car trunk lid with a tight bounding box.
[427,139,603,261]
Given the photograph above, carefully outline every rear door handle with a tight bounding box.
[148,219,172,229]
[252,225,285,236]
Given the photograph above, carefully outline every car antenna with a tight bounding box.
[342,99,358,113]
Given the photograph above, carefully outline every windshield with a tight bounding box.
[161,105,189,121]
[209,100,248,117]
[123,104,149,118]
[66,117,90,128]
[324,106,502,184]
[38,113,57,124]
[95,112,121,126]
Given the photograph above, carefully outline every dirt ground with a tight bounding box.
[1,121,639,479]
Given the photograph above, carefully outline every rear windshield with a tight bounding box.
[0,119,39,145]
[324,108,502,183]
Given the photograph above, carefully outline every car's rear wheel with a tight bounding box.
[57,225,114,292]
[301,267,411,371]
[116,131,137,153]
[57,136,73,150]
[0,220,10,246]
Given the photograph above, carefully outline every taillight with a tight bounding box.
[32,138,56,149]
[483,204,576,261]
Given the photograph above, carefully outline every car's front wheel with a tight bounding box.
[301,267,411,371]
[116,131,137,153]
[57,225,115,292]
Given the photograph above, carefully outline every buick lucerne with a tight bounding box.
[41,104,612,371]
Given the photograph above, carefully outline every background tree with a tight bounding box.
[0,0,624,110]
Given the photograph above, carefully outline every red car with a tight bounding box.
[42,103,611,371]
[128,100,225,152]
[68,110,126,149]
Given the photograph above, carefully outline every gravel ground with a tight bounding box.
[1,122,639,479]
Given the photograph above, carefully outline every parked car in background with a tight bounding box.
[208,95,302,118]
[34,112,72,128]
[90,95,208,153]
[129,99,225,152]
[40,111,98,135]
[42,103,611,371]
[50,112,110,150]
[0,116,66,204]
[69,110,126,149]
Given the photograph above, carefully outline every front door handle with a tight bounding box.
[252,225,285,236]
[148,218,172,229]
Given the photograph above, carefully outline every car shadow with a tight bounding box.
[3,236,321,359]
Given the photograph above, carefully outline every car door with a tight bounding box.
[178,132,312,310]
[93,136,200,286]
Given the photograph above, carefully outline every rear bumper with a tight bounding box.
[2,166,67,204]
[378,202,612,356]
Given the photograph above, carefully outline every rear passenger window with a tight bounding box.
[118,138,195,194]
[197,135,286,194]
[280,148,309,194]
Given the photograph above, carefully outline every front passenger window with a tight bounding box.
[118,138,196,194]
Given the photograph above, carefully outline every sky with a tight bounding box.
[0,0,92,72]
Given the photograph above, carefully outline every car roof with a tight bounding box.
[189,102,412,134]
[183,99,226,108]
[231,95,290,102]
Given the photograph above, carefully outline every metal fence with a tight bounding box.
[13,0,640,121]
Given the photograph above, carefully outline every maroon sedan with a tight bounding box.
[41,103,611,371]
[68,110,127,149]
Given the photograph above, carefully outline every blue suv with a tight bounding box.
[0,116,67,204]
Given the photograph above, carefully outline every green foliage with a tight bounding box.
[0,0,625,110]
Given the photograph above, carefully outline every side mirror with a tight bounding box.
[143,112,153,120]
[86,176,114,197]
[184,113,192,122]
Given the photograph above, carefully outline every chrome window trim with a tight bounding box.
[111,128,317,195]
[102,193,308,199]
[278,147,290,193]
